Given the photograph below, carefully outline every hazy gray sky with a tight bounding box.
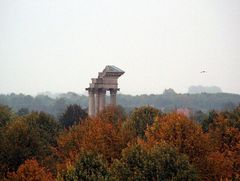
[0,0,240,95]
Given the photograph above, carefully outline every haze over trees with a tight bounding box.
[1,90,240,117]
[188,85,222,94]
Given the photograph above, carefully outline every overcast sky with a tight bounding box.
[0,0,240,95]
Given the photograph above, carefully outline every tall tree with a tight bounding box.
[59,104,87,128]
[129,106,160,138]
[0,105,13,128]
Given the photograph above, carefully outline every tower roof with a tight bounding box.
[104,65,124,73]
[87,65,124,90]
[99,65,125,78]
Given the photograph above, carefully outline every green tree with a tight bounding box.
[0,105,13,128]
[202,110,218,132]
[129,106,160,138]
[17,107,29,116]
[110,145,147,181]
[221,104,240,130]
[110,144,197,181]
[0,106,14,176]
[59,151,109,181]
[191,110,207,124]
[0,112,60,176]
[59,104,87,128]
[147,144,197,180]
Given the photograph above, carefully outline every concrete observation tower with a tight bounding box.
[86,65,124,116]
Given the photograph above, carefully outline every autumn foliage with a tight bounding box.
[206,114,240,179]
[0,105,240,180]
[140,111,240,180]
[142,113,210,178]
[6,159,54,181]
[55,107,134,172]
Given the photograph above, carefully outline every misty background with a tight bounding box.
[0,0,240,95]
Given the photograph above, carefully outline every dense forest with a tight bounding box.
[0,103,240,180]
[0,89,240,117]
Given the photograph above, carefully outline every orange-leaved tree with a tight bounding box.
[207,114,240,179]
[5,159,54,181]
[55,112,133,173]
[97,105,127,125]
[142,113,211,179]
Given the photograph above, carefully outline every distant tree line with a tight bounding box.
[0,92,88,118]
[0,90,240,118]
